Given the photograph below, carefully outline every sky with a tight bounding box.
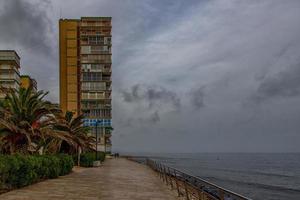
[0,0,300,153]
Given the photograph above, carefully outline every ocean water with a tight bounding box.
[139,153,300,200]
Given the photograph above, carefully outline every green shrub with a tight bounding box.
[0,154,74,191]
[74,152,105,167]
[57,154,74,176]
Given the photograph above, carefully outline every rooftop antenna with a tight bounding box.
[60,7,62,19]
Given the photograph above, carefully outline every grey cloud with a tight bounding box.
[253,63,300,102]
[150,111,160,123]
[190,86,205,109]
[122,84,141,102]
[121,84,181,110]
[0,0,53,55]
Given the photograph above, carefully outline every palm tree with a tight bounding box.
[0,88,66,154]
[55,111,94,166]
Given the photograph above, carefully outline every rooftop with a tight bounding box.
[0,50,20,59]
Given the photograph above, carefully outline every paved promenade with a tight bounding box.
[0,158,179,200]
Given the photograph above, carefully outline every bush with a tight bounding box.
[0,154,74,191]
[74,152,105,167]
[57,154,74,176]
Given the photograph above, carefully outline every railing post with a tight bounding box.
[160,164,164,181]
[174,170,181,197]
[146,160,249,200]
[219,189,225,200]
[164,166,169,185]
[168,167,173,189]
[159,163,163,179]
[197,190,202,200]
[154,161,158,174]
[184,181,190,200]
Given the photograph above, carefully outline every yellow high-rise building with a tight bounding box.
[59,17,112,153]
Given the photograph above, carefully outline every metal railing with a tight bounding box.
[128,157,251,200]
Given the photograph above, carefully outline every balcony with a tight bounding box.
[80,46,111,55]
[0,65,19,70]
[102,68,111,75]
[104,131,112,138]
[80,36,111,45]
[81,86,111,92]
[80,41,111,46]
[81,76,102,82]
[0,73,20,83]
[80,22,111,27]
[0,81,19,90]
[81,59,112,64]
[81,87,111,92]
[81,99,111,105]
[102,76,111,82]
[82,113,112,119]
[105,93,111,99]
[81,92,111,100]
[81,104,111,110]
[0,52,20,67]
[80,32,112,38]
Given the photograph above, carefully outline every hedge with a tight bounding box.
[0,154,74,191]
[73,152,105,167]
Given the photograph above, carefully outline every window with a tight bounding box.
[81,46,91,54]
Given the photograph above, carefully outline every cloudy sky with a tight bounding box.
[0,0,300,153]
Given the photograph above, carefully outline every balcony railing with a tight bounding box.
[102,77,111,81]
[81,104,111,109]
[81,59,112,64]
[83,113,112,118]
[81,93,111,100]
[0,56,20,66]
[80,22,111,27]
[80,40,111,46]
[81,86,110,91]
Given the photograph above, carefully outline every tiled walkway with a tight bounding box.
[0,158,179,200]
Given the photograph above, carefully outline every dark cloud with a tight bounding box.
[0,0,52,55]
[122,84,140,102]
[253,63,300,102]
[121,84,181,110]
[190,86,205,109]
[150,111,160,123]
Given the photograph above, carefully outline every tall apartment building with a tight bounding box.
[0,50,20,99]
[59,17,112,153]
[20,75,37,92]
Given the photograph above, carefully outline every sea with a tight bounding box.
[129,153,300,200]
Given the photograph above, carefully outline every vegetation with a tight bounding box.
[73,152,106,167]
[0,88,95,156]
[0,154,73,191]
[0,88,106,191]
[54,111,94,165]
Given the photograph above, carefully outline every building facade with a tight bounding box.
[20,75,37,92]
[0,50,20,99]
[59,17,112,153]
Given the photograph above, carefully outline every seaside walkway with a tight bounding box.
[0,158,179,200]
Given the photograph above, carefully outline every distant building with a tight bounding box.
[0,50,20,99]
[59,17,112,153]
[20,75,37,92]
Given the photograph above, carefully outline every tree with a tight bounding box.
[0,88,67,154]
[55,111,94,166]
